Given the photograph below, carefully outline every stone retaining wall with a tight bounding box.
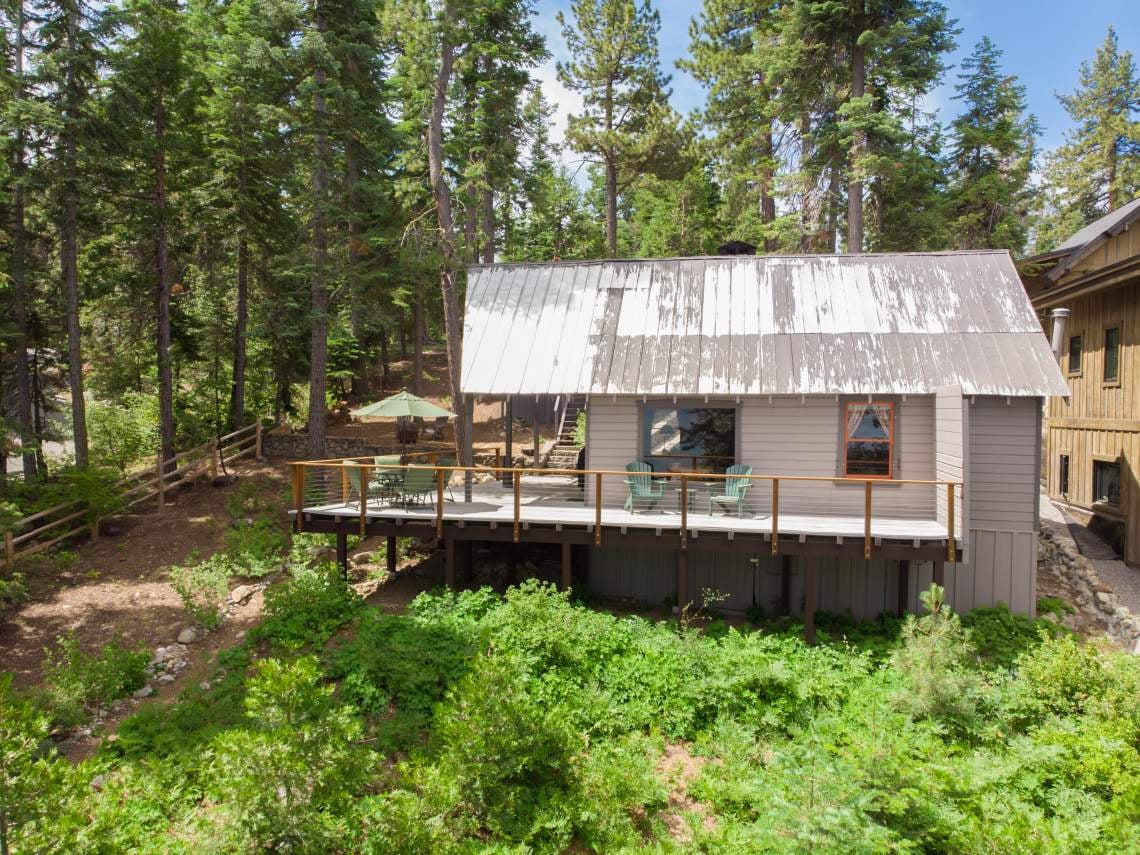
[1039,526,1140,653]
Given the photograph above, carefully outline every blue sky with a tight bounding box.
[532,0,1139,164]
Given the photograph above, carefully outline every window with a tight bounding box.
[1068,335,1082,374]
[641,406,735,472]
[1093,460,1121,506]
[1059,454,1070,495]
[843,402,895,478]
[1104,327,1120,382]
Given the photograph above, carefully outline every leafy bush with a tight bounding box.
[964,601,1063,667]
[55,466,124,524]
[0,571,27,608]
[252,562,361,649]
[86,393,158,474]
[40,633,150,727]
[170,554,232,630]
[571,410,586,446]
[208,657,366,850]
[224,518,288,577]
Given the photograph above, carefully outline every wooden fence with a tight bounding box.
[3,421,264,569]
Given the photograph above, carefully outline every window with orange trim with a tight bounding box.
[843,402,894,478]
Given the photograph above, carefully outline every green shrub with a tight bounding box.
[225,518,288,577]
[252,562,361,649]
[208,657,367,851]
[170,554,233,630]
[86,393,158,474]
[0,571,27,608]
[55,465,124,524]
[964,601,1063,668]
[570,410,586,446]
[40,633,150,727]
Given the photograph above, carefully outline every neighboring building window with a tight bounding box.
[641,406,735,472]
[1059,454,1069,495]
[843,402,895,478]
[1068,335,1082,374]
[1093,460,1121,506]
[1104,326,1120,382]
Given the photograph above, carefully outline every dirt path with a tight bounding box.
[0,459,287,689]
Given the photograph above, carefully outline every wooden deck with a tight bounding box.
[298,476,950,545]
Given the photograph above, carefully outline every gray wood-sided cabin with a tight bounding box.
[457,251,1067,618]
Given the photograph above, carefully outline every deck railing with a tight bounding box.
[291,458,963,563]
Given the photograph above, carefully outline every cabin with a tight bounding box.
[291,251,1067,633]
[1022,198,1140,562]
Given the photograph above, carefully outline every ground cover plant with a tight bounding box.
[2,567,1138,853]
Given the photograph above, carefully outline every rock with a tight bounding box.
[112,699,125,712]
[91,774,105,791]
[351,551,378,566]
[229,584,256,605]
[177,627,199,644]
[1095,592,1113,608]
[133,685,154,699]
[156,674,175,684]
[199,681,212,691]
[153,643,189,665]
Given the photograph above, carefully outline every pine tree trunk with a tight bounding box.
[482,186,495,263]
[307,0,330,459]
[847,7,866,253]
[62,0,88,467]
[413,280,424,394]
[426,12,470,467]
[798,112,816,252]
[604,79,617,256]
[229,235,249,430]
[760,121,777,252]
[10,0,38,480]
[378,324,391,390]
[345,84,369,399]
[154,94,175,468]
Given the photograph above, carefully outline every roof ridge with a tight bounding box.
[468,249,1010,271]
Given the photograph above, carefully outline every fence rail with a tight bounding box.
[291,458,963,563]
[3,421,265,569]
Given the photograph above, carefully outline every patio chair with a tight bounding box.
[623,461,665,512]
[344,461,383,511]
[373,455,404,501]
[391,465,437,509]
[708,464,753,517]
[421,416,449,441]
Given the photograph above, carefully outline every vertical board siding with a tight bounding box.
[738,395,936,518]
[585,398,640,509]
[935,387,965,534]
[968,396,1040,531]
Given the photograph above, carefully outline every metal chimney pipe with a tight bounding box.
[1049,308,1070,359]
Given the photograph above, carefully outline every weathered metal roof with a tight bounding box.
[1053,197,1140,253]
[461,251,1069,397]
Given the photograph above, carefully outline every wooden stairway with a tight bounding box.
[545,395,586,469]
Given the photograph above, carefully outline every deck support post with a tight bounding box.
[780,554,792,615]
[897,559,909,616]
[386,535,397,575]
[464,395,474,501]
[336,532,348,579]
[561,541,572,591]
[677,549,689,611]
[445,536,456,588]
[803,556,817,644]
[933,560,945,588]
[503,396,513,488]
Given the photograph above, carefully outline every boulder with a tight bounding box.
[132,685,154,699]
[229,584,257,605]
[177,627,199,644]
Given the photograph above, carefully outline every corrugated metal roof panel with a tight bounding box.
[462,251,1070,397]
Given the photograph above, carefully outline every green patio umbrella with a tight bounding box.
[350,390,456,420]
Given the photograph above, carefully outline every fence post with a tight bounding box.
[863,481,872,560]
[947,484,956,563]
[770,478,779,555]
[436,467,445,538]
[4,530,13,568]
[680,475,688,551]
[512,470,521,543]
[594,472,602,546]
[293,464,304,532]
[254,421,263,459]
[90,519,100,542]
[156,450,165,508]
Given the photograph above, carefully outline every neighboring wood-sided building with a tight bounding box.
[292,250,1066,630]
[1023,197,1140,561]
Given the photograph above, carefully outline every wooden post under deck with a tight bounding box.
[803,556,817,643]
[897,559,909,616]
[677,549,689,611]
[445,536,456,588]
[780,554,792,615]
[933,560,945,588]
[561,541,572,591]
[386,535,397,575]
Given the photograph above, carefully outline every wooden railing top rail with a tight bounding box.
[292,458,962,488]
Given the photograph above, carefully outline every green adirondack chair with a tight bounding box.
[392,465,437,509]
[343,461,380,511]
[708,464,753,517]
[437,457,457,501]
[623,461,664,512]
